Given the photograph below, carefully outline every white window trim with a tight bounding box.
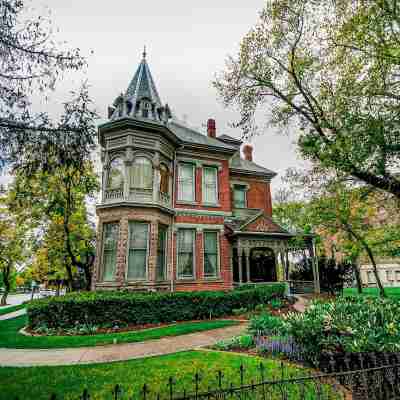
[203,230,220,280]
[101,222,119,282]
[202,166,219,206]
[126,221,150,281]
[177,162,196,203]
[176,228,196,280]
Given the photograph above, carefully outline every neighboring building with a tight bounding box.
[92,51,316,292]
[360,260,400,287]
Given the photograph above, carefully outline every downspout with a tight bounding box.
[170,146,180,292]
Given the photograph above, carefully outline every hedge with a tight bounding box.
[27,283,286,329]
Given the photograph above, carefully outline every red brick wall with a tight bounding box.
[172,228,233,291]
[231,176,272,216]
[174,159,231,212]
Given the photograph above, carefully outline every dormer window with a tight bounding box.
[142,101,150,118]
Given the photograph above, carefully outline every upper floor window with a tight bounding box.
[107,158,124,190]
[102,222,119,281]
[233,185,247,208]
[202,166,218,204]
[127,222,149,280]
[160,164,169,194]
[178,163,195,202]
[130,157,153,190]
[177,229,195,279]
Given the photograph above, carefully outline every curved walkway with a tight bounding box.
[0,308,26,321]
[0,323,246,367]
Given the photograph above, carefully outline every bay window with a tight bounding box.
[102,223,119,281]
[107,158,124,190]
[157,225,168,280]
[202,166,218,204]
[130,157,153,190]
[178,163,195,202]
[203,231,219,278]
[177,229,195,279]
[127,222,149,280]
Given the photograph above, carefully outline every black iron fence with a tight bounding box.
[14,359,400,400]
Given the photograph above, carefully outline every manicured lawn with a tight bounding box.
[0,350,337,400]
[343,287,400,299]
[0,303,25,316]
[0,315,238,349]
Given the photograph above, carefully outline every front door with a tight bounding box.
[250,248,277,282]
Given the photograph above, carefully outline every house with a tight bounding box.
[92,51,319,292]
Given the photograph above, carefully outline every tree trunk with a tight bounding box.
[1,264,11,306]
[346,225,385,297]
[353,261,363,294]
[0,289,8,306]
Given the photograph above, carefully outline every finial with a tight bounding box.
[142,45,147,59]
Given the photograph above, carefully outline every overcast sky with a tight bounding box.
[6,0,306,194]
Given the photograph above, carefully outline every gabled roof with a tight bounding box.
[229,152,277,179]
[225,211,291,236]
[217,134,243,149]
[168,120,237,153]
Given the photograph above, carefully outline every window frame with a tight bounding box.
[156,225,168,281]
[177,162,196,203]
[202,166,219,206]
[233,185,247,209]
[106,157,125,191]
[126,221,150,281]
[101,222,119,282]
[130,156,153,190]
[176,228,196,280]
[203,230,220,279]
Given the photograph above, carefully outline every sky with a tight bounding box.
[1,0,306,195]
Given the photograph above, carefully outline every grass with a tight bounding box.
[0,350,339,400]
[0,303,25,316]
[0,315,238,349]
[343,287,400,299]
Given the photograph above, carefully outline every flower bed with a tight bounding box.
[27,284,286,330]
[284,296,400,363]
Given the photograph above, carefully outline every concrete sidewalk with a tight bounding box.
[0,308,26,321]
[0,323,246,367]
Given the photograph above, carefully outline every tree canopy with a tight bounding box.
[215,0,400,198]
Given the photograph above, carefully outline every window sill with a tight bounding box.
[202,203,221,208]
[176,201,198,206]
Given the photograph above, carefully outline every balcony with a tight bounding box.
[103,188,172,209]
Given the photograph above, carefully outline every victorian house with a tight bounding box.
[93,51,320,292]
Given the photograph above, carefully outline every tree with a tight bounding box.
[215,0,400,198]
[11,163,98,291]
[0,190,29,305]
[0,0,97,175]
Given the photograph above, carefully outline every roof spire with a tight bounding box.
[142,45,147,60]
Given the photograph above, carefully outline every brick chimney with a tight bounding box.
[242,144,253,161]
[207,118,216,138]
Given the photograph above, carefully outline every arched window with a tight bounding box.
[130,157,153,189]
[107,158,124,190]
[160,164,169,194]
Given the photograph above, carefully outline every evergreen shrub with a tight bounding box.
[27,283,286,329]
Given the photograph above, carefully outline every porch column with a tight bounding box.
[238,245,243,284]
[284,250,290,280]
[244,247,251,283]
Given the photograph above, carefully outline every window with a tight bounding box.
[177,229,195,279]
[107,158,124,190]
[178,163,195,202]
[102,223,119,281]
[160,164,169,194]
[202,166,218,204]
[204,231,219,278]
[127,222,149,280]
[367,271,375,283]
[157,225,168,280]
[233,185,247,208]
[130,157,153,189]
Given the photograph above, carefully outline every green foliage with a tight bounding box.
[285,297,400,362]
[269,298,283,310]
[232,307,247,316]
[27,284,286,329]
[248,313,287,336]
[214,335,254,351]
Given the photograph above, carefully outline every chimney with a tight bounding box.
[242,144,253,162]
[207,118,216,138]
